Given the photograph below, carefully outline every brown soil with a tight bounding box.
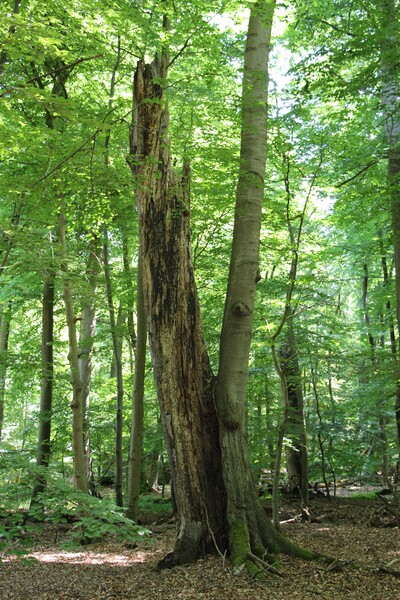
[1,496,399,600]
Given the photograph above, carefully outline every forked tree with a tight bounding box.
[129,2,321,573]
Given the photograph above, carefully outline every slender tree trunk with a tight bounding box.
[310,361,332,499]
[362,262,389,481]
[122,235,137,357]
[0,302,11,440]
[126,256,146,522]
[214,3,291,564]
[280,318,309,504]
[0,201,23,391]
[30,270,55,502]
[103,230,124,506]
[78,238,101,494]
[58,211,88,493]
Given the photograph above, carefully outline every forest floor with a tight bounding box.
[1,491,400,600]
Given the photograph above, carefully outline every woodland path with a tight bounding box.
[1,496,399,599]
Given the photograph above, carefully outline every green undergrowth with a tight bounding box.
[139,493,172,514]
[345,491,382,501]
[0,474,151,559]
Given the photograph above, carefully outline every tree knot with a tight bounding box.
[231,302,251,317]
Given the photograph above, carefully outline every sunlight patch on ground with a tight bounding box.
[27,550,148,565]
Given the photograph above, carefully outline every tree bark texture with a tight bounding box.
[129,56,227,564]
[128,5,320,572]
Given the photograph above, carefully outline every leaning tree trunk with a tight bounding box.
[129,54,227,565]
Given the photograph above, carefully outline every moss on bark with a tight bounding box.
[229,519,251,567]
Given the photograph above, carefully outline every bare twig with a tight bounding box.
[247,552,285,578]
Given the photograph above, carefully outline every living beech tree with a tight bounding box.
[129,2,321,572]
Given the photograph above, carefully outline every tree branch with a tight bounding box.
[0,54,102,98]
[337,160,379,187]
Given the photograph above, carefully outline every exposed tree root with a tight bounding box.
[226,514,334,581]
[156,509,333,578]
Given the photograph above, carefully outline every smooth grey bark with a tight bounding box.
[213,2,300,560]
[78,238,101,495]
[126,256,146,522]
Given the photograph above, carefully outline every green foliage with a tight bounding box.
[139,494,172,514]
[0,463,150,557]
[1,0,400,536]
[347,491,380,501]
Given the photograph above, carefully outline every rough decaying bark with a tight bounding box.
[129,55,227,563]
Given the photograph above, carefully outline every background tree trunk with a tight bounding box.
[0,302,11,441]
[126,257,146,522]
[58,211,88,494]
[31,269,55,503]
[78,238,100,495]
[280,317,309,503]
[103,230,125,507]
